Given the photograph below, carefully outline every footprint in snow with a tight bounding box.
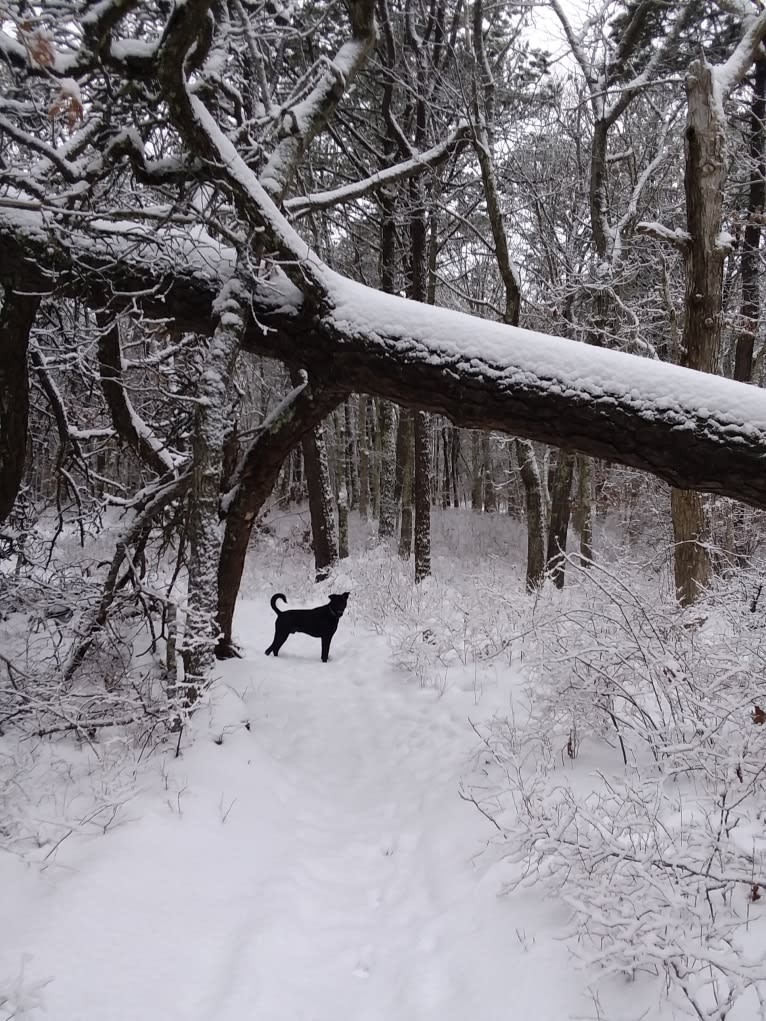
[353,945,374,979]
[380,833,397,856]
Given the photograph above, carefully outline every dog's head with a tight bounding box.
[329,592,350,617]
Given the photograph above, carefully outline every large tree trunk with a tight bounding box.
[407,104,432,583]
[0,286,39,524]
[6,218,766,508]
[471,431,483,510]
[451,429,461,507]
[482,433,497,512]
[515,439,546,591]
[672,58,728,605]
[301,420,338,581]
[357,394,371,520]
[414,409,431,582]
[729,61,765,563]
[398,408,414,558]
[181,284,243,694]
[378,399,398,538]
[440,424,451,509]
[547,451,575,589]
[344,399,359,509]
[575,454,593,564]
[734,57,766,383]
[216,381,344,657]
[671,488,712,606]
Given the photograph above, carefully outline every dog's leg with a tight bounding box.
[321,634,332,662]
[266,624,289,657]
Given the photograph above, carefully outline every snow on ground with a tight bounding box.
[2,585,591,1021]
[4,512,759,1021]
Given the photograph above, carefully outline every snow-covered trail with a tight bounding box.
[3,599,582,1021]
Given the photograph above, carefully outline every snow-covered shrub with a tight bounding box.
[347,538,528,689]
[523,555,766,773]
[464,555,766,1021]
[495,762,766,1020]
[1,537,176,742]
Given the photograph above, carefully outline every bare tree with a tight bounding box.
[671,7,766,603]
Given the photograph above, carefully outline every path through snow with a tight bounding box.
[3,599,585,1020]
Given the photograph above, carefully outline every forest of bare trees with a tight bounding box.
[1,0,766,709]
[6,5,766,1018]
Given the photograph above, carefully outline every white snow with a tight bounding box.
[3,520,765,1021]
[0,597,586,1021]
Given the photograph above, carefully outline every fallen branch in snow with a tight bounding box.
[63,473,189,683]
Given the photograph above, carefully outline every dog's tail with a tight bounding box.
[271,593,287,614]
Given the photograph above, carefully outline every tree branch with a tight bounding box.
[96,314,178,478]
[284,123,468,219]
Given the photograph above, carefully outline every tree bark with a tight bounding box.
[734,57,766,384]
[357,394,371,520]
[672,58,727,605]
[515,439,546,591]
[0,286,39,524]
[301,420,338,582]
[451,429,460,507]
[97,315,175,477]
[547,451,575,589]
[378,400,398,538]
[440,425,450,510]
[398,408,414,558]
[5,222,766,508]
[414,410,431,582]
[482,433,497,512]
[471,431,483,510]
[181,284,243,694]
[216,381,344,656]
[338,483,349,559]
[344,399,359,509]
[576,454,593,564]
[671,488,712,606]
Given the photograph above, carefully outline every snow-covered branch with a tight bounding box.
[636,220,691,250]
[284,124,468,219]
[259,0,377,200]
[715,10,766,98]
[96,315,179,478]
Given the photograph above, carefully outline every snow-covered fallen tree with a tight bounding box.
[3,204,766,510]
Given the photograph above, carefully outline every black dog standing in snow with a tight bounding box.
[265,592,350,662]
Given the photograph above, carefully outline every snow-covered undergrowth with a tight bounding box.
[1,512,177,739]
[248,507,534,692]
[2,507,766,1020]
[0,515,182,914]
[464,554,766,1021]
[239,510,766,1017]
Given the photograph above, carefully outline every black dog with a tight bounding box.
[265,592,350,662]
